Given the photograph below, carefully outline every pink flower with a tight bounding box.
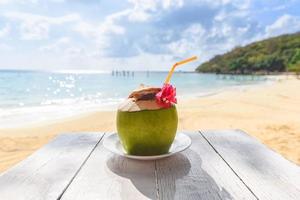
[155,83,177,108]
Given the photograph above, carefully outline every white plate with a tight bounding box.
[103,133,192,160]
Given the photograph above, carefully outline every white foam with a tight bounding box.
[0,97,123,128]
[0,73,271,128]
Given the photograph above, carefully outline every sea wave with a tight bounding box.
[0,71,270,128]
[0,97,124,128]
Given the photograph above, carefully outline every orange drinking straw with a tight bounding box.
[165,56,198,84]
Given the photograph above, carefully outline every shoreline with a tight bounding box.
[0,74,274,129]
[0,76,299,172]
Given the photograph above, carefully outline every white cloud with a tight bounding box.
[65,47,84,56]
[0,0,299,70]
[265,14,300,37]
[72,10,129,56]
[4,11,80,24]
[20,21,49,40]
[127,0,184,22]
[168,24,206,55]
[4,11,80,40]
[39,37,70,52]
[0,0,38,4]
[0,0,63,4]
[50,0,64,2]
[0,24,10,38]
[0,43,12,51]
[87,0,261,61]
[73,9,127,39]
[101,11,127,34]
[39,37,87,62]
[0,0,11,4]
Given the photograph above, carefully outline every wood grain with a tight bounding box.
[201,129,300,200]
[155,132,256,200]
[3,130,297,200]
[0,133,103,200]
[61,133,157,200]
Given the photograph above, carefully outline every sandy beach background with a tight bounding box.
[0,77,299,172]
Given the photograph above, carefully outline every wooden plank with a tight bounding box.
[201,129,300,200]
[155,132,256,200]
[0,133,104,200]
[61,133,157,200]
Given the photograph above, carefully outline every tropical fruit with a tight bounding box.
[115,56,197,156]
[117,105,178,156]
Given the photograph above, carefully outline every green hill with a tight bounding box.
[196,32,300,74]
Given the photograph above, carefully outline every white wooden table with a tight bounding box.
[0,130,299,200]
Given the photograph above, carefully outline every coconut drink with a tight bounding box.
[117,56,197,156]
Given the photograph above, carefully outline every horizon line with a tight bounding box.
[0,69,196,74]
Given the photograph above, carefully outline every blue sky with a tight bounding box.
[0,0,299,71]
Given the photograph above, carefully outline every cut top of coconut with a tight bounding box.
[118,98,164,112]
[128,86,161,101]
[119,85,164,112]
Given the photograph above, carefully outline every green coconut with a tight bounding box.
[117,106,178,156]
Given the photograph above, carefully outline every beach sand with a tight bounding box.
[0,77,299,172]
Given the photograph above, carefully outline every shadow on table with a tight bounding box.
[107,149,232,199]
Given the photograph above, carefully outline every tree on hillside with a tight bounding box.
[196,32,300,74]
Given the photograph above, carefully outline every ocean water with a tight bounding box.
[0,70,268,128]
